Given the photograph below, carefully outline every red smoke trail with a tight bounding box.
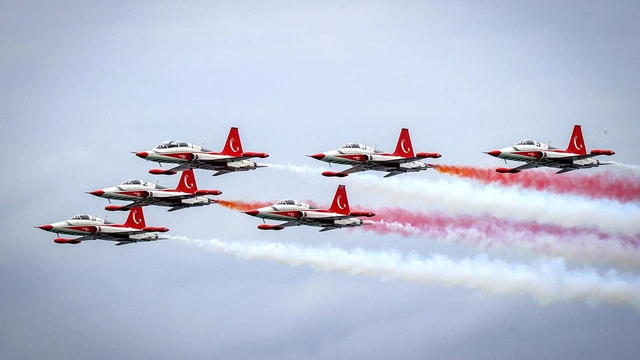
[365,207,640,249]
[432,165,640,203]
[216,200,274,211]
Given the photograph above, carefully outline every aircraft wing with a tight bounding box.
[166,161,246,172]
[555,168,578,174]
[212,169,233,176]
[114,197,196,211]
[502,159,584,173]
[165,164,193,172]
[115,240,136,246]
[71,235,99,242]
[508,162,544,171]
[376,156,428,165]
[383,171,404,178]
[332,165,369,176]
[319,226,341,232]
[114,236,167,246]
[167,205,188,212]
[272,217,354,229]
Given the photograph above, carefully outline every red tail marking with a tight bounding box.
[221,127,243,156]
[174,169,198,193]
[123,207,146,229]
[392,128,415,158]
[566,125,587,155]
[328,185,350,215]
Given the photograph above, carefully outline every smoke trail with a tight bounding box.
[272,163,640,235]
[216,200,274,211]
[432,165,640,204]
[366,208,640,268]
[612,161,640,173]
[349,173,640,236]
[174,236,640,311]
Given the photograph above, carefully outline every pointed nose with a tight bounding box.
[243,210,259,216]
[136,151,149,158]
[308,153,325,160]
[484,150,501,157]
[88,190,104,196]
[37,224,53,231]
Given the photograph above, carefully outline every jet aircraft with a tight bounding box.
[484,125,615,174]
[136,127,269,176]
[88,169,222,212]
[242,184,375,231]
[36,207,169,245]
[307,128,441,178]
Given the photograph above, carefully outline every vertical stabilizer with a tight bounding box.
[221,127,244,156]
[123,207,146,229]
[392,128,415,158]
[328,185,350,215]
[566,125,587,155]
[174,169,198,193]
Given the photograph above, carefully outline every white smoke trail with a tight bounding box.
[271,163,640,236]
[612,161,640,174]
[371,220,640,269]
[173,236,640,310]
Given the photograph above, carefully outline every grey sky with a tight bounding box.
[2,1,640,359]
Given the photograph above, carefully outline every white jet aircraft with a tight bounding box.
[88,169,221,212]
[36,207,169,245]
[242,185,375,231]
[307,128,441,178]
[136,127,269,176]
[485,125,615,174]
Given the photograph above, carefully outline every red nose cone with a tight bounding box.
[309,153,325,160]
[136,151,149,158]
[243,210,259,216]
[38,224,53,231]
[485,150,501,157]
[89,190,104,196]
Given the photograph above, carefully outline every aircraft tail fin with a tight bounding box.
[392,128,415,158]
[328,185,350,215]
[174,169,198,193]
[565,125,587,155]
[221,127,243,156]
[123,207,146,229]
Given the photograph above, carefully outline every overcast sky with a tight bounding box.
[2,1,640,359]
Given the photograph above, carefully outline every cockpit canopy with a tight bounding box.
[513,140,555,149]
[274,199,315,209]
[121,179,144,185]
[119,179,166,189]
[70,214,105,223]
[341,143,377,152]
[154,141,211,152]
[275,199,301,206]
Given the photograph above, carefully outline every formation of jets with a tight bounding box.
[36,124,615,244]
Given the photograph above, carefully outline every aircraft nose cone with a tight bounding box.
[136,151,149,158]
[38,224,53,231]
[484,150,501,157]
[308,153,325,160]
[243,210,259,216]
[89,190,104,196]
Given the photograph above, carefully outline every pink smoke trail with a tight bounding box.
[361,207,640,267]
[432,165,640,204]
